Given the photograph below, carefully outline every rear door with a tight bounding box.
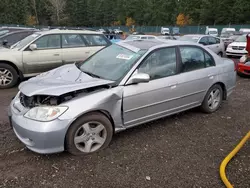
[22,34,62,74]
[174,45,217,104]
[81,34,110,57]
[61,34,89,65]
[207,36,220,54]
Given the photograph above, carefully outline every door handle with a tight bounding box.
[208,74,214,79]
[85,51,90,54]
[53,54,60,56]
[168,83,178,88]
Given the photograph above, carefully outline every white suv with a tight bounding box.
[0,29,111,88]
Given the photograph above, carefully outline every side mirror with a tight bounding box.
[126,73,150,85]
[29,44,37,51]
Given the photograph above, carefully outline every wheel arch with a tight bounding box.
[64,109,116,148]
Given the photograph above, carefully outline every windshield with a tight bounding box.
[235,35,247,42]
[79,44,146,81]
[13,33,41,49]
[178,35,199,42]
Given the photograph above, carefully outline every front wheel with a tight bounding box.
[201,84,223,113]
[0,63,19,89]
[65,112,113,155]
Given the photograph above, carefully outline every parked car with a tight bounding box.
[161,27,170,35]
[205,27,218,37]
[0,29,111,89]
[223,32,243,50]
[239,28,250,34]
[221,28,236,36]
[226,34,247,57]
[113,29,123,34]
[178,35,224,56]
[237,55,250,77]
[125,35,157,41]
[0,30,38,48]
[8,40,236,155]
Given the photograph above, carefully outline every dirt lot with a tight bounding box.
[0,77,249,188]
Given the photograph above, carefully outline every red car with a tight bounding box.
[237,56,250,76]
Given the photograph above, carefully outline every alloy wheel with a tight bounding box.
[208,88,221,110]
[74,121,107,153]
[0,68,13,86]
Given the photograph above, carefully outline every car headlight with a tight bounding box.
[227,45,232,49]
[24,106,68,122]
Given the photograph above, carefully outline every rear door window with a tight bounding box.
[62,34,86,48]
[82,35,108,46]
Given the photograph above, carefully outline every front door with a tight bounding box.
[207,36,220,54]
[123,47,180,127]
[22,34,62,75]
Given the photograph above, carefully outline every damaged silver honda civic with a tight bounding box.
[8,40,236,155]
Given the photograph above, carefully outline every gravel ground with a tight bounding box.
[0,77,249,188]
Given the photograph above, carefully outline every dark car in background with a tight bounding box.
[0,30,38,47]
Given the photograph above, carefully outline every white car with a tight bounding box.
[205,28,218,37]
[226,34,247,57]
[178,35,224,56]
[239,28,250,34]
[0,29,111,88]
[161,27,170,35]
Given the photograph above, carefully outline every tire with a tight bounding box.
[218,52,223,57]
[201,84,223,113]
[65,112,113,155]
[0,63,19,89]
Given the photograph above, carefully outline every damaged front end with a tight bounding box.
[19,85,111,108]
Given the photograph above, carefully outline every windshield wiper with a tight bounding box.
[82,70,101,79]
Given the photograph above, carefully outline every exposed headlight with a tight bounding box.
[227,45,232,49]
[24,106,68,122]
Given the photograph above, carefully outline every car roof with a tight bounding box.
[35,29,102,35]
[117,39,196,52]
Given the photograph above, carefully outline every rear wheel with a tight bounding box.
[201,84,223,113]
[66,112,113,155]
[0,63,19,89]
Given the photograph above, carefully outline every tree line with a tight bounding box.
[0,0,250,27]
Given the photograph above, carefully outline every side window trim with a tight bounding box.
[177,45,216,73]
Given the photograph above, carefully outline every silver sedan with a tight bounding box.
[9,40,236,155]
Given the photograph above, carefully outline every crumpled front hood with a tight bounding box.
[19,64,114,97]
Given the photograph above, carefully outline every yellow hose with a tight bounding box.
[220,131,250,188]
